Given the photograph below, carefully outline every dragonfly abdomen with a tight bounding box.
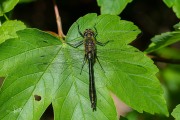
[88,55,97,111]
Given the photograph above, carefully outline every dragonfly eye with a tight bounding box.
[90,33,93,36]
[83,29,94,37]
[84,32,88,37]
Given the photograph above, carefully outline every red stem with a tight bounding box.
[52,0,65,39]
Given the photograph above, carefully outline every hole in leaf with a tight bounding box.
[40,104,53,119]
[34,95,41,101]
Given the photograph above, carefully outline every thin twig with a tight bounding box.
[148,55,180,64]
[52,0,65,40]
[4,14,9,20]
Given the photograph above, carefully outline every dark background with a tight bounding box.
[11,0,179,119]
[13,0,178,51]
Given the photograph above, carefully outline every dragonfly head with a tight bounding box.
[84,29,95,38]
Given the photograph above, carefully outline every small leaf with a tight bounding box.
[163,0,180,18]
[172,104,180,120]
[97,0,132,15]
[173,22,180,30]
[145,31,180,53]
[0,20,26,44]
[163,0,174,7]
[18,0,36,3]
[0,0,19,16]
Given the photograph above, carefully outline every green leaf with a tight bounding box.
[145,31,180,53]
[0,20,26,44]
[18,0,36,3]
[0,14,168,120]
[163,0,180,18]
[173,22,180,30]
[0,0,19,16]
[156,47,180,59]
[172,104,180,120]
[97,0,132,15]
[163,0,175,7]
[0,28,117,120]
[66,14,140,46]
[162,64,180,92]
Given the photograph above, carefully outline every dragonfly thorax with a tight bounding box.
[84,29,95,38]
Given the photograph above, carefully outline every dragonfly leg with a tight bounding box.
[96,55,105,72]
[76,22,84,37]
[66,22,85,48]
[96,40,109,46]
[94,23,111,46]
[67,40,83,48]
[93,22,111,46]
[93,24,98,37]
[80,54,87,74]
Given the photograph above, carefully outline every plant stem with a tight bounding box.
[4,14,9,20]
[52,0,65,40]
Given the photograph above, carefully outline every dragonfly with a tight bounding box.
[35,23,144,113]
[67,23,109,111]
